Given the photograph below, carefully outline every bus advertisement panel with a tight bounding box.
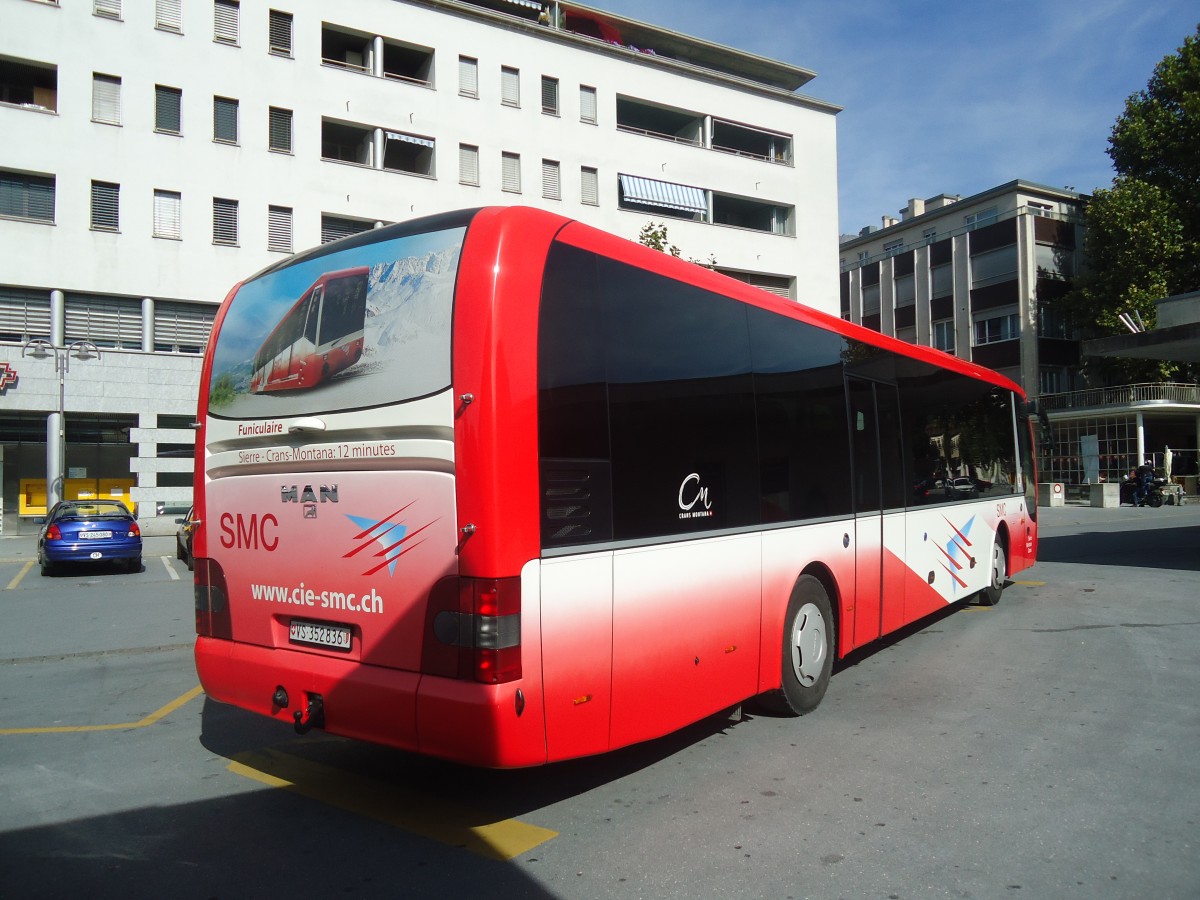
[194,206,1037,768]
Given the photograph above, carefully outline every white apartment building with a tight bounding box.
[0,0,841,534]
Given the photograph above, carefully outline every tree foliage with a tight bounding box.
[1063,24,1199,381]
[635,221,717,268]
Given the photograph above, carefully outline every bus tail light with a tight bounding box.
[427,576,521,684]
[194,557,232,640]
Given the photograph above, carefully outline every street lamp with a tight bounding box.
[21,339,102,511]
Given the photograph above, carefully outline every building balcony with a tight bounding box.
[1039,382,1200,414]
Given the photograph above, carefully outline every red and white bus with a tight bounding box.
[249,266,369,393]
[194,206,1038,768]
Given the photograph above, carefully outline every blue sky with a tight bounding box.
[586,0,1198,236]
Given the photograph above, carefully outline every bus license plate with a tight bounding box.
[289,620,352,652]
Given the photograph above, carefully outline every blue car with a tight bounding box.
[38,500,142,576]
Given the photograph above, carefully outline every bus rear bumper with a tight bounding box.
[194,637,546,768]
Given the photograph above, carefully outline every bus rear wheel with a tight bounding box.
[766,575,834,716]
[980,536,1007,606]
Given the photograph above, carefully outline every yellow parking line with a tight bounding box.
[5,560,34,590]
[0,685,204,735]
[1014,580,1047,586]
[228,747,558,861]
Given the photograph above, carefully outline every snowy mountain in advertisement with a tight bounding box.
[363,246,459,356]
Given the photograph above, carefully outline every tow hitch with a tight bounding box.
[292,693,325,735]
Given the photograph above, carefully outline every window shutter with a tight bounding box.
[268,10,292,55]
[0,172,56,222]
[459,145,479,185]
[94,0,121,18]
[154,300,214,352]
[153,190,181,239]
[0,289,52,341]
[267,206,292,253]
[214,0,239,44]
[92,74,121,125]
[212,197,238,245]
[91,181,119,231]
[459,57,478,97]
[580,85,597,124]
[155,86,181,133]
[213,96,238,142]
[740,272,793,298]
[155,0,182,31]
[580,167,599,206]
[320,215,372,245]
[541,160,560,200]
[501,152,521,193]
[500,67,519,106]
[540,76,558,115]
[268,107,292,152]
[65,295,142,347]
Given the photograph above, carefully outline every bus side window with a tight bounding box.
[304,286,322,345]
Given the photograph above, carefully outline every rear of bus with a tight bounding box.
[193,207,553,767]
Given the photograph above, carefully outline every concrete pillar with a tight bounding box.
[1136,411,1146,464]
[372,127,384,169]
[371,36,384,78]
[1016,213,1038,398]
[914,243,931,346]
[142,297,154,352]
[952,233,971,360]
[879,256,895,337]
[46,290,65,509]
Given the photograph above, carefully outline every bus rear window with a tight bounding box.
[207,226,465,418]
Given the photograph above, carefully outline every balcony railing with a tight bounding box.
[1039,382,1200,412]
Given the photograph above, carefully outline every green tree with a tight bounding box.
[1062,24,1199,380]
[635,221,717,268]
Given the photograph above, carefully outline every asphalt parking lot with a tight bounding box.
[1,502,1198,899]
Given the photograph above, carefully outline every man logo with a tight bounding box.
[281,484,339,503]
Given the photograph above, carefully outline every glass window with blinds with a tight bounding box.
[65,295,142,348]
[92,73,121,125]
[459,56,478,98]
[580,166,598,206]
[267,205,292,253]
[91,181,119,231]
[153,189,181,239]
[501,152,521,193]
[214,0,239,45]
[268,10,293,56]
[155,0,182,32]
[0,170,55,223]
[579,85,597,124]
[155,85,182,134]
[268,106,292,152]
[0,288,52,342]
[94,0,121,19]
[154,300,213,353]
[212,197,238,245]
[500,66,519,107]
[320,214,373,244]
[459,144,479,186]
[541,76,559,116]
[213,96,238,143]
[541,159,560,200]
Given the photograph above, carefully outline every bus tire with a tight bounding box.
[980,535,1007,606]
[767,575,834,716]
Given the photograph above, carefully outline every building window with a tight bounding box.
[268,106,292,152]
[541,159,560,200]
[212,197,238,245]
[922,227,937,244]
[580,85,597,124]
[861,283,880,315]
[267,205,292,253]
[1038,305,1074,340]
[155,85,182,134]
[883,238,904,257]
[92,73,121,125]
[501,152,521,193]
[459,144,479,186]
[94,0,121,19]
[930,262,953,299]
[383,132,435,177]
[932,318,955,353]
[155,0,182,32]
[90,180,119,231]
[0,57,58,113]
[541,76,559,115]
[973,310,1020,346]
[213,96,238,143]
[618,173,708,221]
[320,213,374,244]
[970,245,1017,288]
[458,56,478,98]
[0,170,55,224]
[213,0,239,45]
[268,10,293,56]
[1028,201,1053,217]
[153,189,181,239]
[894,272,915,307]
[964,206,998,229]
[581,166,598,206]
[154,300,213,353]
[1035,243,1074,280]
[500,66,519,107]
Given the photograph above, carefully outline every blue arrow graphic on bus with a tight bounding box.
[345,513,409,577]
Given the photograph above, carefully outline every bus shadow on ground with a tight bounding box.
[1038,523,1200,572]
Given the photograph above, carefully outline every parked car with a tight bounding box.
[176,507,196,571]
[950,476,980,498]
[38,500,142,576]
